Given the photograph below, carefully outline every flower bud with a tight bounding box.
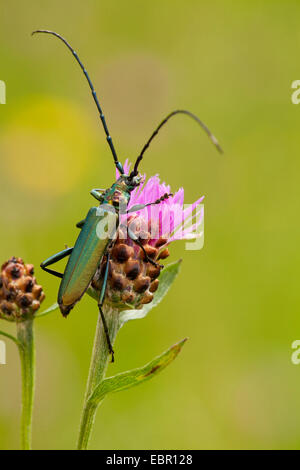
[0,257,45,322]
[92,216,169,310]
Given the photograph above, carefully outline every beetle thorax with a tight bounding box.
[103,181,131,208]
[102,174,141,208]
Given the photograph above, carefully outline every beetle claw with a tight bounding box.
[110,349,115,363]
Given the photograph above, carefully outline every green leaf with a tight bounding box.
[0,330,23,349]
[35,302,59,318]
[88,337,187,405]
[86,286,99,302]
[119,259,182,326]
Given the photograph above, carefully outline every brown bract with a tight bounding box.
[92,217,170,310]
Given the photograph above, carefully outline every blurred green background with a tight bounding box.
[1,0,300,450]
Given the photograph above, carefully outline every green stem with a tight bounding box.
[77,305,120,450]
[16,318,35,450]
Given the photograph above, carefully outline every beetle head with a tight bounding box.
[125,174,142,191]
[116,173,142,192]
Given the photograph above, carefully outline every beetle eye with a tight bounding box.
[132,176,140,186]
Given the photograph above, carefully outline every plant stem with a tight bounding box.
[16,318,35,450]
[77,305,120,450]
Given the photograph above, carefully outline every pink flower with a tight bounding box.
[117,160,204,246]
[92,161,204,310]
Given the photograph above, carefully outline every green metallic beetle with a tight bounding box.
[35,30,222,361]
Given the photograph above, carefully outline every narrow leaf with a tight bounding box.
[86,286,98,302]
[35,302,59,318]
[0,330,23,349]
[88,337,187,405]
[119,259,182,326]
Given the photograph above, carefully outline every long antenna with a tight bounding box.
[32,29,124,174]
[131,109,223,176]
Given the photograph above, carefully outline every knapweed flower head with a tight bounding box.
[92,160,204,310]
[0,257,45,321]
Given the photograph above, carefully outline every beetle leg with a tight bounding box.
[90,188,106,201]
[126,193,173,214]
[40,247,73,279]
[97,252,115,363]
[127,228,163,269]
[99,306,115,363]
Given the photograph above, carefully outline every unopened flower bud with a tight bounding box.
[0,257,45,322]
[92,216,169,310]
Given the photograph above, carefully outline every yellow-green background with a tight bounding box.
[0,0,300,450]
